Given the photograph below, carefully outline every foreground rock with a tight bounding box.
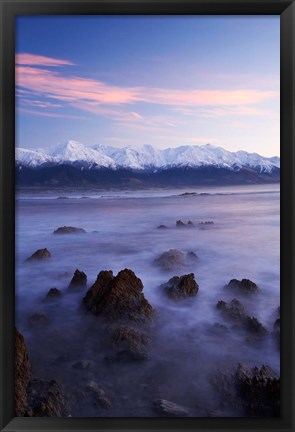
[53,226,86,234]
[83,269,154,362]
[225,278,259,294]
[153,399,189,417]
[83,269,153,323]
[216,299,268,337]
[68,269,87,290]
[211,363,280,417]
[26,248,51,261]
[85,381,112,409]
[154,249,198,271]
[15,328,32,416]
[235,364,280,416]
[161,273,199,300]
[27,379,71,417]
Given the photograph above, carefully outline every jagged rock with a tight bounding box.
[106,326,150,362]
[199,221,214,225]
[26,248,51,261]
[83,269,153,323]
[68,269,87,289]
[85,381,112,409]
[176,220,186,227]
[45,288,62,301]
[27,379,70,417]
[15,328,32,416]
[154,250,198,272]
[235,364,280,417]
[216,299,268,337]
[53,226,86,234]
[72,360,92,370]
[27,313,50,327]
[161,273,199,300]
[157,225,168,229]
[153,399,189,417]
[225,278,259,294]
[187,220,194,226]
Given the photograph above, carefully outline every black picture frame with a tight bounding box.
[0,0,294,431]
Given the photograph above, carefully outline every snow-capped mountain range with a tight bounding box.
[16,140,280,173]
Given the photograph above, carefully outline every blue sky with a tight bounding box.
[16,16,280,156]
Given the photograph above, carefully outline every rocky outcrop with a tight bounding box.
[216,299,268,337]
[154,249,198,271]
[53,226,86,234]
[68,269,87,290]
[45,288,62,301]
[235,364,280,417]
[83,269,153,323]
[26,248,51,261]
[161,273,199,300]
[153,399,189,417]
[210,363,280,417]
[27,379,71,417]
[176,220,194,228]
[225,278,259,294]
[15,328,32,416]
[83,269,153,362]
[157,225,168,229]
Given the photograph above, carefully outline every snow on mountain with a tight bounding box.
[16,140,280,173]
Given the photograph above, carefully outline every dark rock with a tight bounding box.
[199,221,214,225]
[68,269,87,289]
[225,278,259,294]
[187,251,198,260]
[153,399,189,417]
[45,288,62,301]
[15,328,32,416]
[26,248,51,261]
[187,220,194,226]
[235,364,280,417]
[179,192,197,196]
[83,269,153,324]
[27,313,50,327]
[53,226,86,234]
[85,381,112,409]
[57,196,69,199]
[27,379,71,417]
[157,225,168,229]
[216,299,268,337]
[176,220,186,227]
[161,273,199,300]
[72,360,92,370]
[273,317,280,349]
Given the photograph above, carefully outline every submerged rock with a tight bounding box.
[26,248,51,261]
[216,299,268,337]
[85,381,112,409]
[153,399,189,417]
[154,249,198,271]
[68,269,87,290]
[53,226,86,234]
[106,325,150,362]
[45,288,62,301]
[15,328,32,416]
[157,225,168,229]
[27,379,71,417]
[27,313,50,327]
[83,269,153,323]
[161,273,199,300]
[225,278,259,294]
[235,364,280,417]
[176,220,186,227]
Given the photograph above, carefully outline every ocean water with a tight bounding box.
[15,184,280,417]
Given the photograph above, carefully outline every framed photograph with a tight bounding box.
[0,1,294,431]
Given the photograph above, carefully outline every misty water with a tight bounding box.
[15,184,280,417]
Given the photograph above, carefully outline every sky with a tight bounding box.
[15,16,280,157]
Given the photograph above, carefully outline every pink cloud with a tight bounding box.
[16,53,75,67]
[17,107,85,120]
